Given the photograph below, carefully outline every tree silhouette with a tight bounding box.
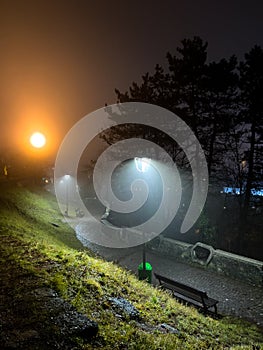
[237,45,263,252]
[102,37,263,258]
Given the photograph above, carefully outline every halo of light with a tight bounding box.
[54,102,209,248]
[30,132,46,148]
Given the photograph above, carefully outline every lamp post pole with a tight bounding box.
[66,181,69,215]
[142,242,146,272]
[65,175,70,216]
[134,158,152,283]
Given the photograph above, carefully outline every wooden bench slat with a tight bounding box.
[172,291,205,308]
[160,282,204,302]
[154,273,218,314]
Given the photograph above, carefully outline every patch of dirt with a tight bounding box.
[0,248,98,349]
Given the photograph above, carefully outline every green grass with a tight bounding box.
[0,182,262,349]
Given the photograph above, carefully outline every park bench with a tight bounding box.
[154,273,218,314]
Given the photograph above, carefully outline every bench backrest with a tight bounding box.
[154,273,208,303]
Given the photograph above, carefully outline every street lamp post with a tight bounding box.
[134,158,152,283]
[29,132,47,185]
[142,240,146,271]
[64,175,70,216]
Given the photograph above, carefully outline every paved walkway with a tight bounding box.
[48,184,263,330]
[77,238,263,330]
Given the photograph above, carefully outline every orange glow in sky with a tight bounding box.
[10,102,61,159]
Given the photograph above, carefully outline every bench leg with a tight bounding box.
[214,305,217,314]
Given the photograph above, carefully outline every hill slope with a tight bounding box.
[0,183,262,349]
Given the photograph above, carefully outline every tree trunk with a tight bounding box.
[238,117,256,254]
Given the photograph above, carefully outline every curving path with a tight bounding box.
[77,234,263,330]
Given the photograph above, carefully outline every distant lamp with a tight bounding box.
[30,132,46,148]
[135,157,151,173]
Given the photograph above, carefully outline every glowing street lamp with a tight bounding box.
[134,157,151,173]
[30,132,46,149]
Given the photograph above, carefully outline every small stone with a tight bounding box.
[54,310,98,339]
[158,323,180,334]
[109,297,140,320]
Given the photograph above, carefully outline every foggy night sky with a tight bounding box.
[1,0,263,157]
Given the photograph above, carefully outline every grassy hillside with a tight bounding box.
[0,182,262,349]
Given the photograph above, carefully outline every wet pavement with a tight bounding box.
[76,234,263,330]
[48,181,263,331]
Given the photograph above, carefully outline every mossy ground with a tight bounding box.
[0,182,262,349]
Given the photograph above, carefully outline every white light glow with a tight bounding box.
[135,157,151,173]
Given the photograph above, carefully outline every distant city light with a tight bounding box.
[251,188,263,196]
[223,187,263,196]
[134,157,151,173]
[223,187,241,195]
